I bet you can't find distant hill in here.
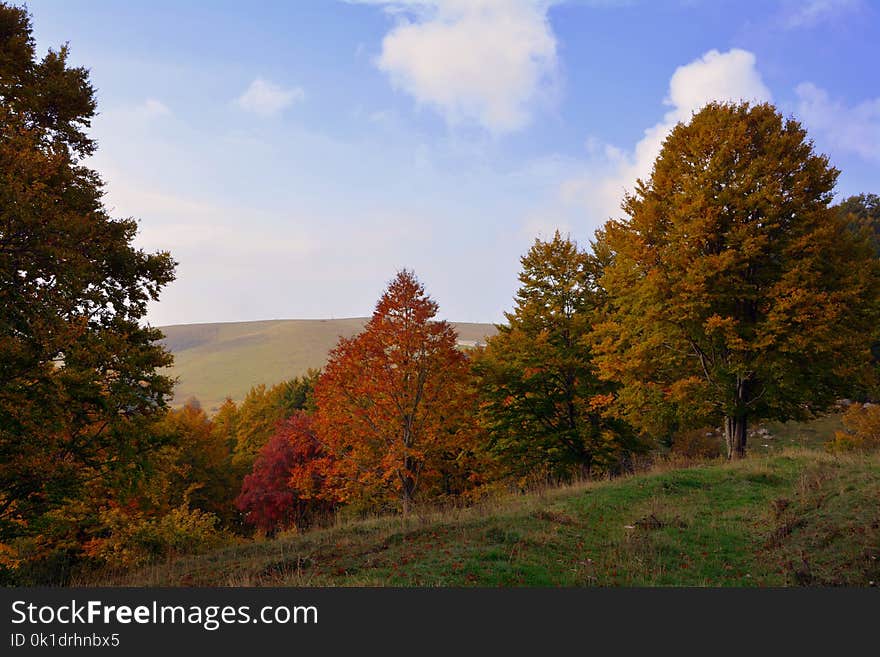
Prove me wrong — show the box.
[159,318,497,412]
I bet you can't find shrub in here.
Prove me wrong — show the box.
[236,412,338,535]
[83,505,227,569]
[670,427,725,459]
[827,403,880,452]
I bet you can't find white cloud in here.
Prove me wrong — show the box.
[796,82,880,161]
[780,0,861,28]
[235,78,305,117]
[664,49,770,123]
[559,48,772,224]
[361,0,560,133]
[107,98,171,121]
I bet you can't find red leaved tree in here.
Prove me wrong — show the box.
[314,270,478,513]
[235,412,337,535]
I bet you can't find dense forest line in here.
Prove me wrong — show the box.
[1,3,879,584]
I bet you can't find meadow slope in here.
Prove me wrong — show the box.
[89,449,880,587]
[159,318,497,411]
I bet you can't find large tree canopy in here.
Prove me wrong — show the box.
[0,4,176,564]
[593,102,880,458]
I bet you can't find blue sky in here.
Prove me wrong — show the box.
[25,0,880,325]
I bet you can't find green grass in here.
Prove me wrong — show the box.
[86,449,880,587]
[159,318,496,412]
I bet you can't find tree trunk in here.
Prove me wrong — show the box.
[400,455,416,515]
[724,415,747,459]
[724,376,751,459]
[578,461,591,481]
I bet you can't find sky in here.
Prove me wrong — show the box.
[24,0,880,326]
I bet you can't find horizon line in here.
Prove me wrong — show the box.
[156,316,501,328]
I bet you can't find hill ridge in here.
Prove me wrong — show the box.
[158,318,497,411]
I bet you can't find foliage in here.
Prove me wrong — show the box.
[835,193,880,399]
[314,270,481,513]
[230,372,320,469]
[0,4,175,570]
[827,403,880,452]
[592,102,880,459]
[236,412,338,535]
[474,232,641,479]
[82,504,226,570]
[1,400,241,580]
[212,397,240,448]
[147,401,240,527]
[836,193,880,256]
[276,369,321,413]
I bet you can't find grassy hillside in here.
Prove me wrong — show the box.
[159,318,497,412]
[752,413,846,453]
[88,449,880,587]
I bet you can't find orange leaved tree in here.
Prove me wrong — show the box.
[314,270,477,513]
[593,102,880,459]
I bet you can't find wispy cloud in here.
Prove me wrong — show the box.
[235,78,305,117]
[796,82,880,161]
[779,0,861,28]
[107,98,171,121]
[136,98,172,119]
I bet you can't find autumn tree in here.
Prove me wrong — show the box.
[150,401,239,527]
[314,270,478,513]
[0,3,175,570]
[593,102,880,459]
[474,232,639,479]
[236,412,337,535]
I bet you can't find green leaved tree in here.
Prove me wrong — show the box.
[230,371,320,470]
[474,232,639,479]
[0,4,175,572]
[836,193,880,256]
[835,192,880,399]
